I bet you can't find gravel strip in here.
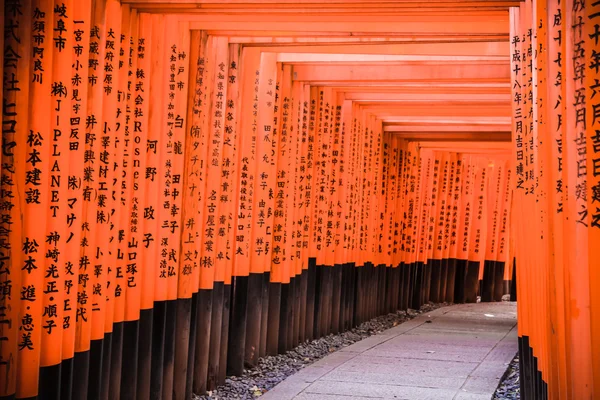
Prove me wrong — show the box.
[493,353,520,400]
[195,302,447,399]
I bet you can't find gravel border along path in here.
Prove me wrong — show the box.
[493,353,520,400]
[195,302,447,399]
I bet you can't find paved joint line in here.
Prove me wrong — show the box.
[453,319,518,399]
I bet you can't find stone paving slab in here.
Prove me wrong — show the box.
[261,302,517,400]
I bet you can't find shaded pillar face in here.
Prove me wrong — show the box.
[6,0,592,399]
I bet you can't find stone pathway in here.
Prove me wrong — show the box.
[261,302,517,400]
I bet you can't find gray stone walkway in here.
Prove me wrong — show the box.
[261,302,517,400]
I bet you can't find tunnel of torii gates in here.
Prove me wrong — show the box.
[0,0,599,399]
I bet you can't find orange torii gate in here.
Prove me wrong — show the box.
[1,0,599,399]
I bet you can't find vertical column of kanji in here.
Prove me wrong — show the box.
[140,13,165,400]
[481,161,504,302]
[259,65,282,358]
[278,64,292,351]
[324,89,337,272]
[186,31,212,397]
[227,47,259,377]
[288,82,303,348]
[455,156,471,303]
[193,32,223,396]
[566,0,594,396]
[448,154,463,304]
[478,161,494,291]
[394,139,407,309]
[389,135,401,310]
[39,1,72,398]
[3,1,32,398]
[533,0,550,385]
[395,139,407,310]
[410,146,426,310]
[243,51,276,365]
[351,110,363,321]
[399,144,412,309]
[328,92,343,332]
[498,166,513,292]
[144,15,167,397]
[376,126,391,315]
[319,88,335,334]
[367,116,377,272]
[418,150,435,306]
[60,2,90,398]
[519,4,540,387]
[376,125,386,268]
[441,154,457,303]
[119,9,143,400]
[72,0,105,397]
[105,7,134,399]
[480,161,497,301]
[202,36,228,394]
[164,19,190,400]
[385,138,402,312]
[342,107,353,274]
[361,115,373,319]
[532,0,551,382]
[430,152,447,303]
[371,120,384,316]
[266,64,287,355]
[331,95,347,329]
[352,109,365,323]
[95,1,121,397]
[379,132,392,313]
[547,1,569,396]
[0,0,21,397]
[288,79,300,338]
[346,109,355,271]
[355,111,367,319]
[133,14,157,400]
[172,29,202,400]
[308,87,324,336]
[337,96,350,273]
[190,32,214,395]
[312,88,324,268]
[386,136,400,311]
[369,119,381,318]
[587,2,600,396]
[405,146,419,306]
[230,46,254,366]
[400,142,414,309]
[334,98,348,273]
[367,115,377,314]
[152,16,187,400]
[286,81,300,340]
[492,161,509,302]
[396,142,409,309]
[303,86,318,339]
[462,156,478,303]
[363,117,374,272]
[216,42,241,387]
[295,83,311,341]
[218,44,241,385]
[509,7,530,385]
[420,151,437,307]
[468,159,488,303]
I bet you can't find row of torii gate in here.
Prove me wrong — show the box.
[0,0,599,399]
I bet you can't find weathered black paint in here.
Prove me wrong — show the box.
[227,275,248,376]
[207,282,224,391]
